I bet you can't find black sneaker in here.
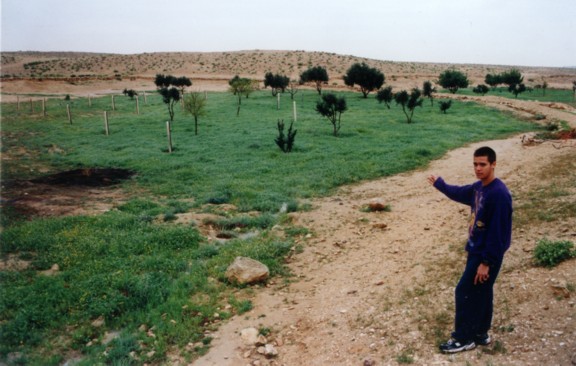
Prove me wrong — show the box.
[474,333,491,346]
[439,338,476,353]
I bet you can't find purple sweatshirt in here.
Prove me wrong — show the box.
[433,177,512,264]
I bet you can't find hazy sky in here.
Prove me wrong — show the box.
[1,0,574,67]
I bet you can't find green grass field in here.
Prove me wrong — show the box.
[0,88,543,365]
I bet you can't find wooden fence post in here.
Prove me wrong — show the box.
[166,121,173,153]
[88,95,92,107]
[136,96,140,115]
[66,104,72,124]
[111,95,115,111]
[143,91,147,104]
[30,98,34,113]
[17,96,20,111]
[277,93,280,110]
[104,111,110,135]
[42,98,47,117]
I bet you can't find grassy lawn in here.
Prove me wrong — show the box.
[0,89,541,365]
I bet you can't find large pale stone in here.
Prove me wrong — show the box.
[240,327,259,345]
[225,256,269,285]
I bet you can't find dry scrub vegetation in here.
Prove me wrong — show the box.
[2,50,575,100]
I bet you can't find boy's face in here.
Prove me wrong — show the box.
[473,156,496,182]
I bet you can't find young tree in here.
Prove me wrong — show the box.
[375,86,394,109]
[573,80,576,100]
[422,81,437,106]
[315,93,347,136]
[472,84,490,96]
[264,72,290,96]
[439,100,452,114]
[485,73,502,90]
[287,80,299,100]
[438,69,469,94]
[275,119,297,153]
[173,76,192,97]
[541,80,548,96]
[343,62,385,98]
[394,88,423,123]
[300,66,329,95]
[183,92,207,135]
[500,68,526,98]
[229,75,256,116]
[123,88,138,100]
[155,74,181,122]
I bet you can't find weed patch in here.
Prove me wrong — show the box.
[533,239,575,267]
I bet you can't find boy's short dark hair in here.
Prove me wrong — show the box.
[474,146,497,163]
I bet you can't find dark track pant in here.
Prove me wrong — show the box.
[451,254,502,342]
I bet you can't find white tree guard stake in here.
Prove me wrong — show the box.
[111,95,115,111]
[42,98,46,117]
[66,104,72,124]
[277,93,280,110]
[166,121,173,153]
[88,95,92,107]
[204,91,208,100]
[143,91,147,104]
[104,111,110,135]
[293,101,297,122]
[136,96,140,115]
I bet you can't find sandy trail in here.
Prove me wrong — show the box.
[193,102,576,366]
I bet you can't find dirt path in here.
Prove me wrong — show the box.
[193,101,576,365]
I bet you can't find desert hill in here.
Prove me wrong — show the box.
[1,50,575,100]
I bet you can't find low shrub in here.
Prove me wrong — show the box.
[533,239,575,267]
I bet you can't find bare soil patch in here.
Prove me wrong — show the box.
[2,168,135,218]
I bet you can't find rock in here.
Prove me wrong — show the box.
[240,327,260,345]
[39,263,60,276]
[255,334,267,346]
[91,316,105,328]
[225,257,269,285]
[263,344,278,358]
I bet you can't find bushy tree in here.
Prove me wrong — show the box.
[123,88,138,99]
[375,86,394,109]
[485,73,502,90]
[300,66,329,95]
[500,69,526,98]
[315,93,347,136]
[438,69,469,94]
[394,88,423,123]
[343,62,385,98]
[155,74,182,122]
[173,76,192,97]
[264,72,290,96]
[183,92,207,135]
[472,84,490,96]
[439,100,452,114]
[422,81,437,106]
